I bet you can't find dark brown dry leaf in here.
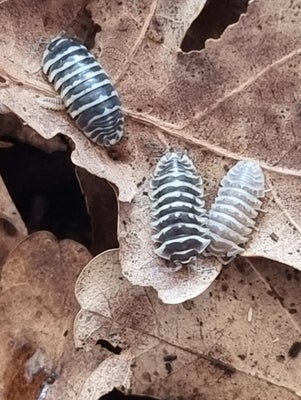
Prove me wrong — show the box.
[0,1,301,302]
[75,249,301,399]
[0,231,116,400]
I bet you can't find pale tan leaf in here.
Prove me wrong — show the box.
[74,249,301,398]
[75,249,123,317]
[78,351,133,400]
[74,250,161,398]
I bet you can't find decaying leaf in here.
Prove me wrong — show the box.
[0,0,301,302]
[78,351,133,400]
[0,231,118,400]
[75,249,301,398]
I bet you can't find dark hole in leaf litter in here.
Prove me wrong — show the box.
[181,0,249,51]
[100,388,163,400]
[96,339,122,355]
[0,140,92,249]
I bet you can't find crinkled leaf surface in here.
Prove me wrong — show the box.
[0,0,301,297]
[75,249,301,399]
[78,351,133,400]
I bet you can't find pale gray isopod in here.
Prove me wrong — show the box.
[206,160,265,264]
[149,152,210,270]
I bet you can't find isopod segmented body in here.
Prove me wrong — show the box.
[206,160,265,264]
[149,152,210,269]
[42,35,124,146]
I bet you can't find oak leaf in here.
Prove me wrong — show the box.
[0,0,300,298]
[75,249,301,399]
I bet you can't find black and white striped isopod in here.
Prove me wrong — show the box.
[206,160,265,264]
[149,152,210,269]
[42,35,124,146]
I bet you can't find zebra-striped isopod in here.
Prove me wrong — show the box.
[42,35,124,146]
[206,160,265,264]
[149,152,210,269]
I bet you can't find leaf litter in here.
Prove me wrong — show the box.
[75,249,301,398]
[0,231,107,400]
[0,0,301,397]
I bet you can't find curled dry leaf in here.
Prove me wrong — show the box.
[0,175,26,236]
[0,231,116,400]
[75,249,160,397]
[0,174,27,266]
[78,351,132,400]
[74,248,301,398]
[76,232,220,304]
[0,0,301,299]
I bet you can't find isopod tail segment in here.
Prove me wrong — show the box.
[149,152,211,270]
[205,160,265,265]
[41,33,124,147]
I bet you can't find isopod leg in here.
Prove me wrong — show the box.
[189,258,217,274]
[155,259,183,273]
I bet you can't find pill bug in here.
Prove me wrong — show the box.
[42,35,124,146]
[149,152,210,269]
[206,160,265,264]
[36,95,66,110]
